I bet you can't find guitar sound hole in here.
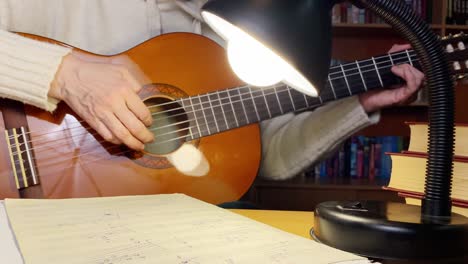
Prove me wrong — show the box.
[143,97,189,155]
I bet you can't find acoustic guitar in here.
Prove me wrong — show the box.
[1,32,467,204]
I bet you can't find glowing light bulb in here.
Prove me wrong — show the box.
[202,11,318,97]
[227,38,283,87]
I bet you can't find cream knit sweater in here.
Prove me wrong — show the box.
[0,0,379,180]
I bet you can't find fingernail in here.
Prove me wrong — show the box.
[146,117,153,126]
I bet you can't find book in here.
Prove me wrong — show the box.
[403,196,468,217]
[396,190,468,208]
[385,152,468,202]
[406,122,468,156]
[4,194,371,264]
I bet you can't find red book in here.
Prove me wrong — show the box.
[390,189,468,208]
[384,152,468,203]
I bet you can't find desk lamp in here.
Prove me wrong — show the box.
[201,0,468,261]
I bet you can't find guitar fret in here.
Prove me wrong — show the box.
[276,85,295,113]
[200,95,213,135]
[340,64,352,95]
[371,56,384,87]
[237,88,250,123]
[216,91,230,130]
[209,92,228,131]
[318,95,323,104]
[356,60,368,91]
[261,88,272,118]
[206,93,220,133]
[189,96,203,137]
[21,127,38,185]
[226,90,240,127]
[327,67,350,99]
[405,50,413,66]
[261,86,282,117]
[274,85,284,114]
[248,86,261,121]
[180,98,194,140]
[388,53,395,66]
[286,86,296,111]
[250,87,270,120]
[303,93,310,108]
[4,130,20,189]
[327,75,338,99]
[289,89,308,110]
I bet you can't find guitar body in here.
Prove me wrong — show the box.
[0,33,261,204]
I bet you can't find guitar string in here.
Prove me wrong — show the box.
[11,66,392,171]
[10,48,431,171]
[4,40,460,184]
[6,49,418,142]
[7,51,423,154]
[144,49,418,110]
[10,63,400,172]
[9,55,416,158]
[7,42,465,144]
[7,51,419,150]
[9,54,419,158]
[7,71,413,178]
[11,71,390,174]
[9,61,418,175]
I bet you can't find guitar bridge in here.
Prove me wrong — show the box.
[4,127,40,190]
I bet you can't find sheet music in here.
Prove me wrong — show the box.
[0,201,23,264]
[5,194,371,264]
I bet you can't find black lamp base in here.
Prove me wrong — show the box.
[311,201,468,261]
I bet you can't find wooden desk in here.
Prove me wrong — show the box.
[230,209,467,264]
[229,209,314,239]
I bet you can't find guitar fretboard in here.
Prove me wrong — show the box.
[176,49,420,140]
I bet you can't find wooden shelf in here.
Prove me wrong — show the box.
[445,25,468,30]
[333,23,391,28]
[242,177,402,211]
[332,23,443,30]
[253,177,389,190]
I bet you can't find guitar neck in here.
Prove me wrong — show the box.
[178,49,419,140]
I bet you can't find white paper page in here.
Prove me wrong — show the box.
[0,201,23,264]
[6,194,371,264]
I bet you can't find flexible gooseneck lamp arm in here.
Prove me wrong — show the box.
[353,0,454,219]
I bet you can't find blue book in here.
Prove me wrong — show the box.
[350,137,358,178]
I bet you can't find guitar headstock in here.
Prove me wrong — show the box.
[442,32,468,81]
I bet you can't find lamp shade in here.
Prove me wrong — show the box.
[201,0,333,97]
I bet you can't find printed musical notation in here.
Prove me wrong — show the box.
[4,194,370,264]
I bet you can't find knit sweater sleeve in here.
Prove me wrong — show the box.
[0,29,71,111]
[258,96,380,180]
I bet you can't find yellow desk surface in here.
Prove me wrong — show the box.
[229,209,314,239]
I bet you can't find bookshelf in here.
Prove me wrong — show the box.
[241,177,404,211]
[242,0,468,211]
